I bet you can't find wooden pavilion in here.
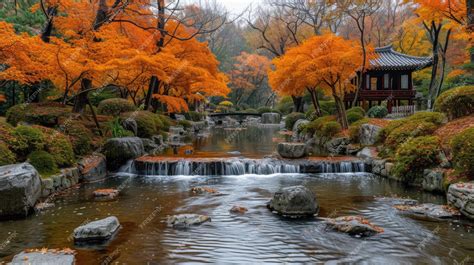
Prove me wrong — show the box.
[345,45,432,113]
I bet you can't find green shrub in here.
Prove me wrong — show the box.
[0,141,15,166]
[34,126,75,167]
[108,118,134,138]
[244,108,258,114]
[408,111,446,125]
[393,136,441,183]
[257,107,280,114]
[367,106,388,118]
[349,118,370,143]
[158,114,173,131]
[9,126,45,158]
[6,103,70,127]
[347,106,366,117]
[28,151,58,176]
[276,96,294,115]
[285,112,306,130]
[218,100,233,107]
[97,98,136,116]
[451,127,474,176]
[347,112,364,124]
[385,121,438,151]
[0,120,14,144]
[302,115,336,135]
[64,123,93,156]
[434,85,474,120]
[321,121,342,138]
[185,111,205,122]
[89,88,120,106]
[121,111,163,138]
[320,101,337,115]
[178,120,192,129]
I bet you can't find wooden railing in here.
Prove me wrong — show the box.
[345,90,416,101]
[389,105,417,118]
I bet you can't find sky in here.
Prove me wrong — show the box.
[189,0,264,15]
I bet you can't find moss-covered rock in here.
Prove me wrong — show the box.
[34,126,75,167]
[9,126,45,158]
[347,112,364,124]
[451,127,474,177]
[0,141,15,166]
[302,116,336,135]
[285,112,306,130]
[393,136,441,185]
[321,121,342,138]
[120,111,164,138]
[435,85,474,120]
[97,98,136,116]
[178,120,192,129]
[385,121,438,151]
[347,106,366,117]
[28,150,58,176]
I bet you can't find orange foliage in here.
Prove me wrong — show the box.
[230,52,271,90]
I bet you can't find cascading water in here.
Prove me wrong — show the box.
[126,158,368,176]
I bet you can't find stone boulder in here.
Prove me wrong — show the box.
[78,154,107,182]
[230,206,248,214]
[447,182,474,220]
[166,214,211,227]
[93,189,119,200]
[74,216,121,243]
[422,168,445,193]
[324,216,384,237]
[292,119,309,142]
[394,203,460,220]
[357,147,377,160]
[277,143,307,159]
[11,249,75,265]
[0,163,41,219]
[104,137,144,171]
[261,113,281,124]
[268,186,318,217]
[359,124,382,145]
[325,137,350,155]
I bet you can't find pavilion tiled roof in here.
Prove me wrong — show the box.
[369,45,432,71]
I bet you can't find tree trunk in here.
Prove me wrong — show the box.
[468,0,474,63]
[73,78,92,113]
[291,96,304,113]
[435,29,451,99]
[40,7,57,43]
[427,23,441,110]
[334,95,348,130]
[307,88,322,117]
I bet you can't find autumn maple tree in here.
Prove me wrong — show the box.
[269,33,368,129]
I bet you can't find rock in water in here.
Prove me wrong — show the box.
[394,203,460,220]
[104,137,145,171]
[166,214,211,227]
[93,189,119,200]
[78,154,107,182]
[73,216,121,243]
[324,216,384,237]
[277,143,306,159]
[447,182,474,220]
[268,186,318,217]
[190,187,218,195]
[12,249,76,265]
[230,206,248,214]
[359,124,382,145]
[0,163,41,219]
[261,113,281,124]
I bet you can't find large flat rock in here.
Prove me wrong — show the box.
[73,216,120,243]
[104,137,144,171]
[0,163,41,219]
[11,249,75,265]
[268,186,318,217]
[277,143,306,159]
[448,182,474,220]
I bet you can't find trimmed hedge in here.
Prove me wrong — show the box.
[9,126,45,158]
[121,111,164,138]
[302,115,336,135]
[321,121,342,138]
[451,127,474,177]
[34,126,75,167]
[28,150,58,176]
[184,111,205,122]
[347,106,366,117]
[285,112,306,130]
[367,106,388,118]
[64,123,94,156]
[6,103,71,127]
[347,112,364,124]
[0,141,15,166]
[393,136,441,183]
[97,98,136,116]
[178,120,192,129]
[434,85,474,120]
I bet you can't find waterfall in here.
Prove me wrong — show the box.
[127,158,368,176]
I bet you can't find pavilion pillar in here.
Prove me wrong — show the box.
[387,100,393,113]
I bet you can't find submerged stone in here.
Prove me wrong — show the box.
[394,203,460,220]
[166,214,211,227]
[190,187,218,195]
[93,189,119,200]
[324,216,384,237]
[268,185,318,217]
[230,206,248,214]
[73,216,121,243]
